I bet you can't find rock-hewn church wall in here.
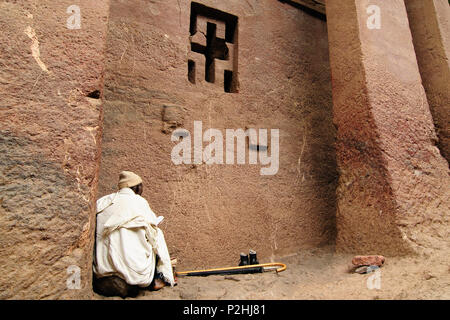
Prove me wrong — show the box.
[0,0,110,299]
[2,0,447,299]
[405,0,450,163]
[326,0,450,256]
[98,0,337,270]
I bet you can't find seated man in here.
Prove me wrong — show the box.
[93,171,175,298]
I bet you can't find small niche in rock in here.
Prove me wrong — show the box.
[87,90,101,99]
[249,144,268,152]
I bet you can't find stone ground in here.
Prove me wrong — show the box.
[93,246,450,300]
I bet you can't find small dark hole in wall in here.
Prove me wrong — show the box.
[188,60,196,84]
[174,131,189,138]
[87,90,101,99]
[249,144,268,152]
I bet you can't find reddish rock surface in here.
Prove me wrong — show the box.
[0,0,449,300]
[352,255,385,267]
[98,0,337,270]
[405,0,450,163]
[0,1,109,298]
[326,0,450,256]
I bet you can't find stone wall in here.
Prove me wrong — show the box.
[1,0,448,300]
[0,0,109,299]
[98,0,337,270]
[405,0,450,163]
[326,0,450,256]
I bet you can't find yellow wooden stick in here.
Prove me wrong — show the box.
[176,262,287,276]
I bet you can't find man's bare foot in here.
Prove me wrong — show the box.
[151,278,166,291]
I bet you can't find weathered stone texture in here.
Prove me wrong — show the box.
[99,0,337,270]
[352,255,385,267]
[327,0,450,256]
[0,1,109,299]
[405,0,450,163]
[1,0,448,300]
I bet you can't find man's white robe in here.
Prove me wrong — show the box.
[93,188,175,287]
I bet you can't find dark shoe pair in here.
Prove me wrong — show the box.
[239,250,259,266]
